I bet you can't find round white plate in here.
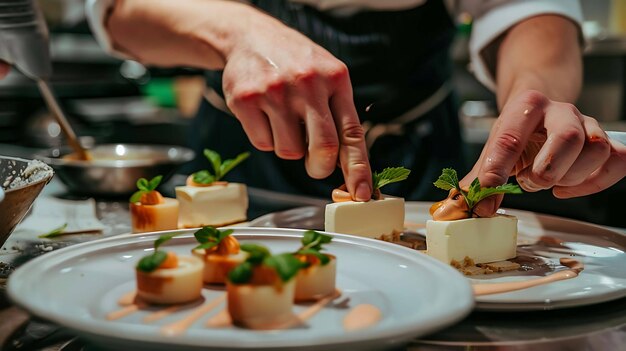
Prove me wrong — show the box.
[250,203,626,311]
[8,227,473,351]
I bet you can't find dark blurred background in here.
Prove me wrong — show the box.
[0,0,625,226]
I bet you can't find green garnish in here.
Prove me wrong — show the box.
[191,149,250,185]
[372,167,411,190]
[38,223,68,238]
[228,244,305,285]
[193,226,234,250]
[136,233,178,273]
[130,175,163,203]
[433,168,522,214]
[296,230,332,266]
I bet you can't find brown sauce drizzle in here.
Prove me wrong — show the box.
[473,258,584,296]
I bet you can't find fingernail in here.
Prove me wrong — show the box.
[473,196,498,218]
[355,182,371,202]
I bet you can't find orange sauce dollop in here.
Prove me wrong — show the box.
[430,189,470,221]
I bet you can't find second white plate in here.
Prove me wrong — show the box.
[250,203,626,311]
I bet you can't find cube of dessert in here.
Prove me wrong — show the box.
[426,215,518,264]
[324,196,404,239]
[136,255,203,304]
[176,183,248,228]
[130,198,179,233]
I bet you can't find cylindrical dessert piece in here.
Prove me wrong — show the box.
[227,267,296,329]
[192,249,247,284]
[294,255,336,302]
[130,197,179,233]
[136,255,203,304]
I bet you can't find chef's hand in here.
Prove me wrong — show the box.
[222,12,372,201]
[462,90,626,217]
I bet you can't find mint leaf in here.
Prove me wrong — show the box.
[264,253,306,282]
[228,261,253,284]
[148,175,163,190]
[131,175,162,202]
[191,170,215,185]
[136,251,168,272]
[137,178,149,191]
[193,227,233,250]
[465,178,522,209]
[38,223,68,239]
[372,167,410,190]
[204,149,222,180]
[129,190,145,203]
[297,249,331,266]
[300,230,332,251]
[220,152,250,179]
[154,233,179,250]
[433,168,460,191]
[241,243,271,265]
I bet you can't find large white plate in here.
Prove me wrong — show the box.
[7,227,473,351]
[250,203,626,311]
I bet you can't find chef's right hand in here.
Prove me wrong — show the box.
[222,10,372,201]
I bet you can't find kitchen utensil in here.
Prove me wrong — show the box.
[35,144,194,197]
[0,0,89,160]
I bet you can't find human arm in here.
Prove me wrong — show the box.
[464,14,626,217]
[95,0,373,201]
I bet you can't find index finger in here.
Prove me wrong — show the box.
[474,91,549,188]
[329,76,372,202]
[463,91,548,216]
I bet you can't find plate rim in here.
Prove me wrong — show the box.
[7,227,474,349]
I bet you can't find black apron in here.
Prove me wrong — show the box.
[186,0,466,201]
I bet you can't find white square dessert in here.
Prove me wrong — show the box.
[176,183,248,228]
[324,196,404,239]
[426,215,518,264]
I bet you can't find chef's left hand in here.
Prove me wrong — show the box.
[462,90,626,217]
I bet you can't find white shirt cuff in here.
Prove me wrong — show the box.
[85,0,130,59]
[469,0,583,91]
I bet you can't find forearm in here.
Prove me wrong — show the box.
[495,15,582,109]
[107,0,254,69]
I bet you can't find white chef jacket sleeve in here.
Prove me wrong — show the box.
[466,0,583,91]
[85,0,130,59]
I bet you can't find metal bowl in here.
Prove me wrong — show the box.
[36,144,194,197]
[0,156,54,246]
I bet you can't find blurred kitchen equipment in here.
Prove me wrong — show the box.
[0,155,54,247]
[0,0,89,160]
[36,144,194,197]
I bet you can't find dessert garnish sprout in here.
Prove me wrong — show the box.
[371,167,410,199]
[193,226,235,250]
[228,244,305,284]
[191,149,250,185]
[130,175,163,203]
[433,168,522,217]
[136,233,179,273]
[296,230,333,266]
